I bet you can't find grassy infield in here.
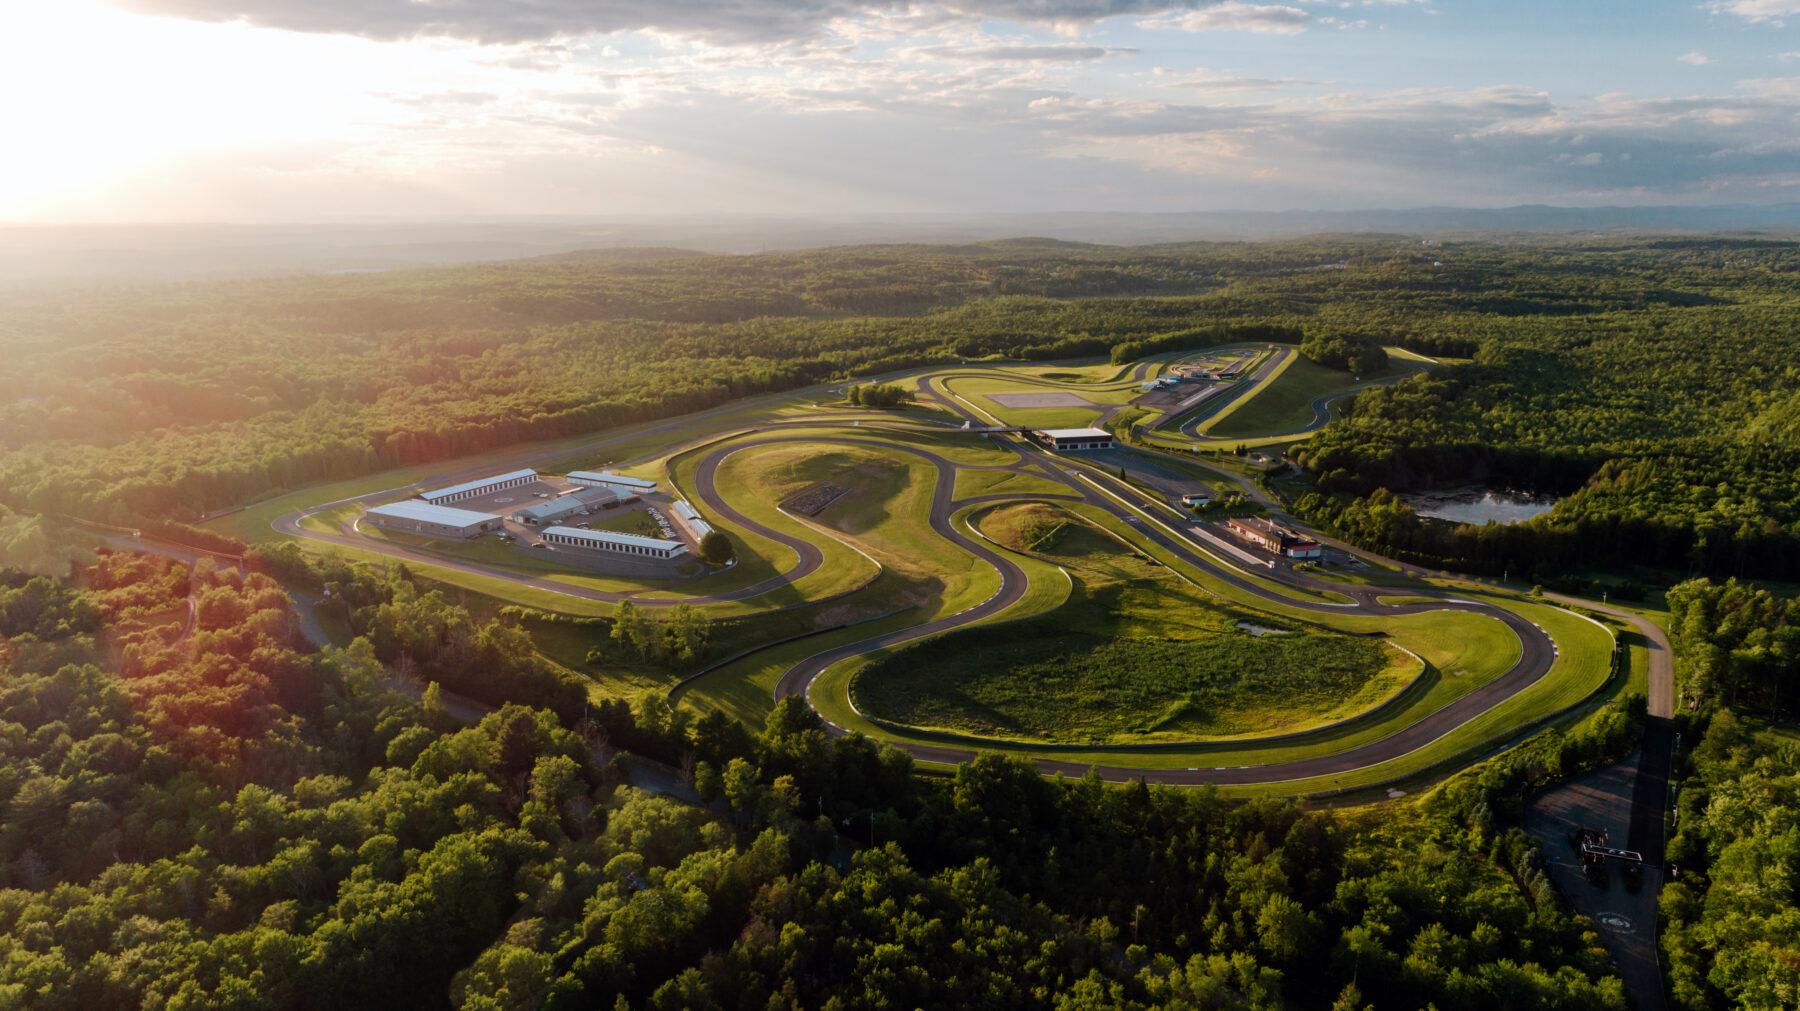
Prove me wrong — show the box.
[210,350,1635,798]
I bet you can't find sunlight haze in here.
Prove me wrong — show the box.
[5,0,1798,221]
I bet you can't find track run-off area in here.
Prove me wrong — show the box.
[259,346,1662,797]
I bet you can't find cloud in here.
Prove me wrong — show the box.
[911,43,1136,62]
[106,0,1285,46]
[1139,2,1312,32]
[1678,51,1712,66]
[1704,0,1800,22]
[1149,66,1314,91]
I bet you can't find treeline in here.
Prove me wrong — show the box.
[1655,578,1800,1009]
[1292,292,1800,580]
[1299,327,1387,375]
[4,233,1795,589]
[0,551,1635,1008]
[1109,322,1301,364]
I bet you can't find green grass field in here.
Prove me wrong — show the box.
[850,503,1410,743]
[950,467,1074,501]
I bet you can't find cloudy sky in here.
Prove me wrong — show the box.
[3,0,1798,221]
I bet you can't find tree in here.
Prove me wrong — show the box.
[698,530,734,566]
[666,604,709,663]
[611,600,654,659]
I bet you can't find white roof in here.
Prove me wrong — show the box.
[567,469,657,490]
[541,526,685,551]
[672,500,700,520]
[368,501,496,527]
[420,468,537,502]
[1041,427,1113,439]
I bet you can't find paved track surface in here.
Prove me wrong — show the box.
[762,434,1560,788]
[253,347,1642,794]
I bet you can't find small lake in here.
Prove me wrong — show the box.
[1401,488,1556,525]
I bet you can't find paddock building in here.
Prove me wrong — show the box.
[366,501,503,539]
[1225,517,1323,559]
[670,500,714,541]
[567,470,659,496]
[540,526,689,560]
[420,468,538,505]
[1035,427,1114,452]
[511,486,620,526]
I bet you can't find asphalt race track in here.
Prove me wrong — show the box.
[265,347,1648,792]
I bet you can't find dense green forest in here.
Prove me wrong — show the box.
[0,551,1642,1008]
[1655,578,1800,1010]
[2,235,1796,580]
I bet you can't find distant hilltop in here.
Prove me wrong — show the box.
[2,204,1797,285]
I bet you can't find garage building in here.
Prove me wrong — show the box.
[670,500,714,540]
[1036,427,1114,452]
[366,501,502,539]
[567,470,659,495]
[540,527,689,559]
[420,468,538,504]
[1226,517,1323,559]
[512,486,620,526]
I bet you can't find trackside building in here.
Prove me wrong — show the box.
[1226,517,1323,559]
[420,468,538,504]
[540,527,689,560]
[567,470,659,495]
[1035,427,1114,452]
[670,500,714,540]
[366,501,503,539]
[511,486,620,526]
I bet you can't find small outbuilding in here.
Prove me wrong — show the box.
[1035,427,1114,452]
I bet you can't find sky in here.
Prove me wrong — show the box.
[2,0,1798,222]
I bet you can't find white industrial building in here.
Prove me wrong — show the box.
[567,470,658,495]
[366,501,503,539]
[670,500,714,540]
[420,468,538,504]
[539,526,689,559]
[511,486,620,526]
[1036,427,1114,452]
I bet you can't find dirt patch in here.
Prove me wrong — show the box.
[783,481,853,516]
[989,391,1095,409]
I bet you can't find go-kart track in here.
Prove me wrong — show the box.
[270,348,1670,793]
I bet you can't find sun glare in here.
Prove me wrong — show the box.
[0,2,405,220]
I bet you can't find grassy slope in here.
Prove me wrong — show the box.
[673,444,1012,720]
[848,503,1416,744]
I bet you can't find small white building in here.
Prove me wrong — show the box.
[1181,493,1211,507]
[670,500,714,541]
[539,526,689,560]
[366,501,502,539]
[567,470,659,496]
[1036,427,1114,452]
[419,468,537,505]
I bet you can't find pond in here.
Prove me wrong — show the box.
[1401,487,1556,525]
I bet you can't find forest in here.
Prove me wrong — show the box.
[1655,577,1800,1010]
[0,550,1644,1009]
[3,234,1797,583]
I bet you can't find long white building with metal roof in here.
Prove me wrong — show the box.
[566,470,658,495]
[540,526,689,559]
[670,500,714,540]
[366,501,503,539]
[511,486,620,526]
[419,468,538,504]
[1036,427,1114,452]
